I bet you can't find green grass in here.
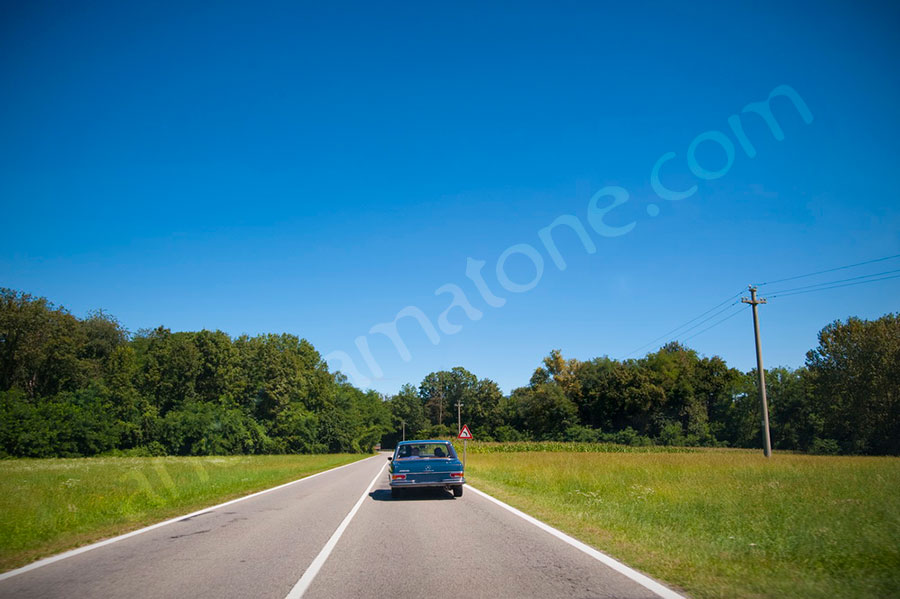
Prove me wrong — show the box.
[0,453,367,572]
[465,448,900,599]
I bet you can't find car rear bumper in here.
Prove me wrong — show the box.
[389,478,465,488]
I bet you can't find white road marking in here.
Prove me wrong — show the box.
[0,455,381,582]
[467,485,686,599]
[284,461,386,598]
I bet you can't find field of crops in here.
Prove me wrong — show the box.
[465,447,900,599]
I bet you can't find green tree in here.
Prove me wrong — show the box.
[386,383,426,444]
[0,289,90,397]
[419,367,477,430]
[512,382,577,439]
[806,314,899,454]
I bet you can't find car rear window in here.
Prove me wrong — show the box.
[395,443,455,459]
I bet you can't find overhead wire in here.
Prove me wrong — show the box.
[681,305,747,343]
[769,273,900,298]
[622,253,900,359]
[765,268,900,296]
[755,253,900,286]
[622,290,743,359]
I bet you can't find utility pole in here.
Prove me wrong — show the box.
[401,420,405,442]
[742,285,772,458]
[455,400,463,435]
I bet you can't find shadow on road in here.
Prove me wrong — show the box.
[369,488,456,502]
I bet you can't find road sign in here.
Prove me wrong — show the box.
[457,424,473,440]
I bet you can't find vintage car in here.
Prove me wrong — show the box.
[387,440,465,498]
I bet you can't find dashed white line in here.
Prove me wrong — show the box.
[0,455,380,582]
[467,484,686,599]
[284,461,386,598]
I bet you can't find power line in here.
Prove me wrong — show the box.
[622,255,900,360]
[622,290,744,358]
[673,301,742,339]
[680,305,747,343]
[756,253,900,286]
[766,268,900,295]
[769,273,900,298]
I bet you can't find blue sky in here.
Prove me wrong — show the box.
[2,1,899,394]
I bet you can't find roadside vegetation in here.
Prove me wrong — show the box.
[465,447,900,599]
[2,288,898,458]
[386,312,899,456]
[0,453,367,572]
[0,289,391,458]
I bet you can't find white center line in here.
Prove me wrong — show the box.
[284,461,386,599]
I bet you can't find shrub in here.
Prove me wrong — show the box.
[809,437,841,455]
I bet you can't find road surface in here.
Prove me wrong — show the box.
[0,454,681,599]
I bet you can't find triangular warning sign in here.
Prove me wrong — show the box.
[457,424,473,440]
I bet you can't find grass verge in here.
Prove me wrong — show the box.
[0,453,368,572]
[465,448,900,599]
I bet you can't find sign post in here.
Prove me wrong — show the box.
[457,424,473,468]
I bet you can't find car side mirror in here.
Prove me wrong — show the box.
[387,457,392,461]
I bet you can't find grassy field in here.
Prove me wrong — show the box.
[464,447,900,599]
[0,453,367,572]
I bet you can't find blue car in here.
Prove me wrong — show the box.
[387,440,465,498]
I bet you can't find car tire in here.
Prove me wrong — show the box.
[453,485,463,498]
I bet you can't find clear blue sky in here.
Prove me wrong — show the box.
[2,1,899,394]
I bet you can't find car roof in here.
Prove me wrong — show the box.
[396,440,450,445]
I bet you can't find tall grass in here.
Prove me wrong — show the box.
[466,449,900,599]
[0,454,366,572]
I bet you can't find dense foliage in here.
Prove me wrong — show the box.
[0,290,390,457]
[1,288,897,456]
[383,320,899,456]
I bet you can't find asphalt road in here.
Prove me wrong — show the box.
[0,454,680,599]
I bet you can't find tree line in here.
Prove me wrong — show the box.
[1,288,897,457]
[383,316,899,455]
[0,289,390,457]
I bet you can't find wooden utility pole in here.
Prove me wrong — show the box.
[742,285,772,458]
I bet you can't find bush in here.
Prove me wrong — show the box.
[563,425,603,443]
[613,428,654,446]
[658,422,687,447]
[162,403,272,455]
[809,437,841,455]
[492,425,528,442]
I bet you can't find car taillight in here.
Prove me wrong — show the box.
[392,474,406,480]
[450,472,463,478]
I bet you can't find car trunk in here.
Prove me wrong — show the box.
[393,458,461,483]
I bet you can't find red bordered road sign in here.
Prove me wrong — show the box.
[457,424,473,440]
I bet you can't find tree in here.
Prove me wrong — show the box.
[512,382,578,439]
[419,367,477,430]
[765,366,816,451]
[0,289,90,398]
[387,383,427,443]
[575,357,665,436]
[806,314,899,454]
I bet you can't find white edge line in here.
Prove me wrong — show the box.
[0,454,382,582]
[467,485,686,599]
[284,461,386,598]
